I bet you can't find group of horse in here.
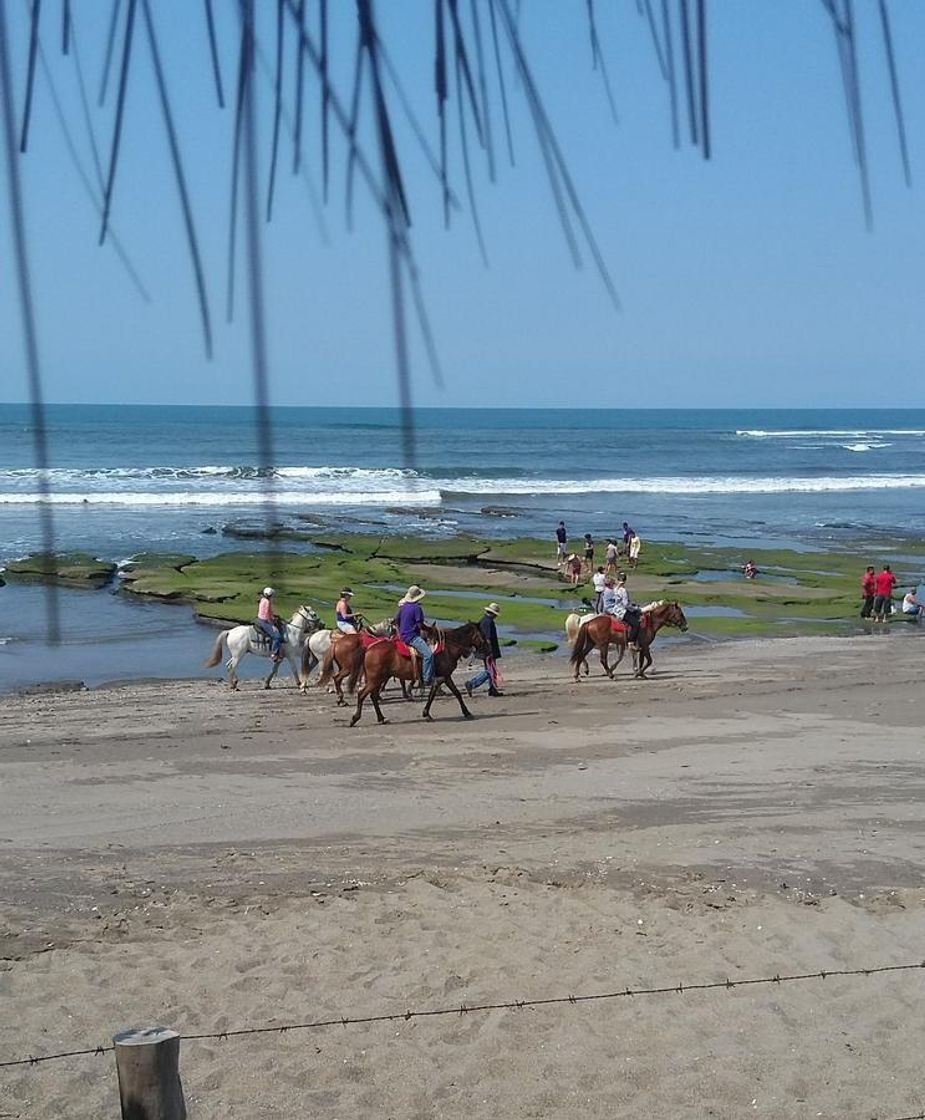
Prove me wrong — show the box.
[203,597,689,725]
[203,608,489,726]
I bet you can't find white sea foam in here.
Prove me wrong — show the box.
[440,474,925,496]
[0,489,442,507]
[840,442,891,452]
[736,429,925,438]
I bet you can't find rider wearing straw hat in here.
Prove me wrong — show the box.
[395,585,434,685]
[465,602,503,698]
[255,586,283,661]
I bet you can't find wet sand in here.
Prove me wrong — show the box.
[1,635,924,1119]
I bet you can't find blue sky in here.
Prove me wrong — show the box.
[2,0,923,409]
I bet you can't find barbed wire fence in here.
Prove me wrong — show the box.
[2,958,923,1117]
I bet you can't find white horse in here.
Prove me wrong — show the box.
[203,606,323,692]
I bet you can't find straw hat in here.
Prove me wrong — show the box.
[400,585,426,604]
[485,602,501,616]
[340,587,354,597]
[567,553,577,561]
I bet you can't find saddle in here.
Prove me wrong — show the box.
[609,611,650,635]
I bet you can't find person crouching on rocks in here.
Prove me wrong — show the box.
[256,586,283,661]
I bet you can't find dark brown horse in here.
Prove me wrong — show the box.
[569,601,688,680]
[347,622,488,726]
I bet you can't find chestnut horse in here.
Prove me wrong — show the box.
[569,601,688,680]
[308,618,395,704]
[346,622,488,726]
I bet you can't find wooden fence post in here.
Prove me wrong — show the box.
[112,1027,187,1120]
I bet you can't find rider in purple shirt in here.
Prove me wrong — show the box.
[395,586,434,684]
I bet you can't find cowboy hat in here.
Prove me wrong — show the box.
[485,602,501,616]
[262,586,275,597]
[400,585,426,604]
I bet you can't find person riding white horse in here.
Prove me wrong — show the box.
[204,603,323,691]
[255,586,284,661]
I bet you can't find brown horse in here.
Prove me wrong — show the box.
[569,601,688,680]
[309,619,395,704]
[347,622,488,726]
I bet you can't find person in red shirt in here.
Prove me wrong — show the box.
[873,564,896,623]
[860,565,876,619]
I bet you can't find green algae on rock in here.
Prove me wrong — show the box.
[2,552,116,589]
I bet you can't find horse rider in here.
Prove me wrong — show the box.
[395,585,434,686]
[255,586,283,662]
[465,602,503,698]
[604,572,642,650]
[335,587,360,633]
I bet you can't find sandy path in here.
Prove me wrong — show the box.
[1,636,924,1119]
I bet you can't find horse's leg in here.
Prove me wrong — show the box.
[227,650,241,691]
[611,641,626,672]
[333,664,349,705]
[598,640,613,678]
[443,676,474,721]
[369,688,387,724]
[264,656,281,690]
[349,684,369,727]
[285,651,305,693]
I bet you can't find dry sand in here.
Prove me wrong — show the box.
[1,635,924,1119]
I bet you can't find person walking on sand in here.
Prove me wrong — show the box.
[465,603,504,698]
[860,565,876,619]
[873,564,897,623]
[395,585,434,684]
[591,566,607,612]
[335,587,360,633]
[255,586,283,661]
[629,531,642,569]
[566,553,582,586]
[555,521,568,566]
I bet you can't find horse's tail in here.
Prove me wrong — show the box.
[346,646,365,694]
[317,643,337,687]
[203,629,230,668]
[301,638,317,680]
[564,613,581,646]
[570,624,591,669]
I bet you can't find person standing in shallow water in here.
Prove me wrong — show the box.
[860,566,876,619]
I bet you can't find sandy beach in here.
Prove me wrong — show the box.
[1,634,924,1119]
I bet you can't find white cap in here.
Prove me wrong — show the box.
[263,586,275,597]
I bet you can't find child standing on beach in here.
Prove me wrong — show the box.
[567,553,582,586]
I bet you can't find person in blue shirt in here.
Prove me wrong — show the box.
[395,585,434,684]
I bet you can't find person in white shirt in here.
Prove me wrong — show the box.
[591,566,607,612]
[901,589,924,617]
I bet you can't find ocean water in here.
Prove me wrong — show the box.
[2,404,925,563]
